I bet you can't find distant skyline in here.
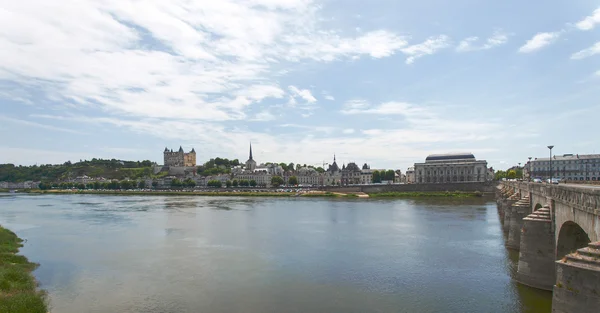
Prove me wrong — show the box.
[1,1,599,170]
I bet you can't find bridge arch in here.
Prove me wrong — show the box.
[534,203,542,210]
[556,221,591,260]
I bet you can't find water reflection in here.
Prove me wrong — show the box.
[0,193,552,313]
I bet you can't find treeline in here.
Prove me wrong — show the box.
[494,168,522,180]
[197,157,239,176]
[38,177,198,190]
[1,158,155,182]
[372,170,396,183]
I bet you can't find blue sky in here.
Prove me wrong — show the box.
[0,0,599,171]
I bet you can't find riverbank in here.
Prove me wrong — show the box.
[14,189,487,198]
[368,191,484,198]
[0,226,48,313]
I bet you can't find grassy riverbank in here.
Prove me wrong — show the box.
[368,191,484,198]
[0,226,48,313]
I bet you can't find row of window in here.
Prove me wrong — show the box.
[533,160,599,165]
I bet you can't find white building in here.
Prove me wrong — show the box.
[414,153,489,183]
[406,167,415,183]
[296,167,321,186]
[528,153,600,181]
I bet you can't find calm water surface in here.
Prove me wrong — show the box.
[0,193,551,313]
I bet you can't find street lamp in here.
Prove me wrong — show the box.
[528,157,532,181]
[548,145,554,182]
[518,162,522,180]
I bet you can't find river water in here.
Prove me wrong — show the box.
[0,193,551,313]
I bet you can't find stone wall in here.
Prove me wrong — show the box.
[321,182,496,193]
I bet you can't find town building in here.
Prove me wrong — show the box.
[323,155,342,186]
[341,162,362,185]
[406,167,415,183]
[296,167,321,186]
[527,153,600,181]
[414,153,489,183]
[163,146,196,167]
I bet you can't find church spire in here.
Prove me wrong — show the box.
[249,142,253,160]
[334,153,336,163]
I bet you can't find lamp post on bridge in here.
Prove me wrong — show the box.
[528,157,532,181]
[518,162,522,180]
[548,145,554,183]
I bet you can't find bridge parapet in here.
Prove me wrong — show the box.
[501,181,600,215]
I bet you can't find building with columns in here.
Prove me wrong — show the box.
[414,153,488,183]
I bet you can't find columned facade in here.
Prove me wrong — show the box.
[414,153,488,184]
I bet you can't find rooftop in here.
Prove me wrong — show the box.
[425,153,476,162]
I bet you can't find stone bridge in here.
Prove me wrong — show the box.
[497,181,600,313]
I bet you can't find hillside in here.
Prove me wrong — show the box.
[0,159,156,182]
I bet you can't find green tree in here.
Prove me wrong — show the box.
[315,167,325,173]
[288,176,298,185]
[226,180,232,188]
[239,179,249,187]
[184,178,196,188]
[232,180,239,187]
[372,170,381,183]
[287,163,294,172]
[385,170,395,181]
[271,176,284,187]
[495,170,507,181]
[171,179,182,188]
[138,181,146,189]
[507,170,517,179]
[207,180,222,188]
[152,180,158,189]
[249,180,257,187]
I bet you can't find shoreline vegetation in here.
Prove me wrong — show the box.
[3,189,486,198]
[0,226,48,313]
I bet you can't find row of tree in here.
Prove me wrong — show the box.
[494,169,521,180]
[38,180,155,190]
[372,170,396,183]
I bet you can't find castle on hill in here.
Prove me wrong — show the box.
[163,146,196,167]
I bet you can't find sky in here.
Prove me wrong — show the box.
[1,0,599,171]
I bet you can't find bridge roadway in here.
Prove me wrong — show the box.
[498,181,599,313]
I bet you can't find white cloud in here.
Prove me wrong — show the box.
[324,95,335,101]
[288,86,317,103]
[342,128,355,134]
[518,32,560,53]
[457,31,508,52]
[570,42,600,60]
[401,35,450,64]
[251,110,277,121]
[0,115,82,134]
[576,8,600,31]
[341,101,428,116]
[0,0,408,122]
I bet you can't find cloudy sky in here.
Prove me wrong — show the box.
[1,0,599,170]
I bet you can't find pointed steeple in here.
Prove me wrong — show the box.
[164,147,169,152]
[334,153,336,163]
[179,146,184,153]
[191,148,195,153]
[249,142,253,160]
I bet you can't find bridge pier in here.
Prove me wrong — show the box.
[503,194,519,233]
[552,242,600,313]
[506,197,531,250]
[516,205,555,291]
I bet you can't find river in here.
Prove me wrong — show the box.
[0,193,552,313]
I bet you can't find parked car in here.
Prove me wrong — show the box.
[545,178,560,184]
[533,178,543,183]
